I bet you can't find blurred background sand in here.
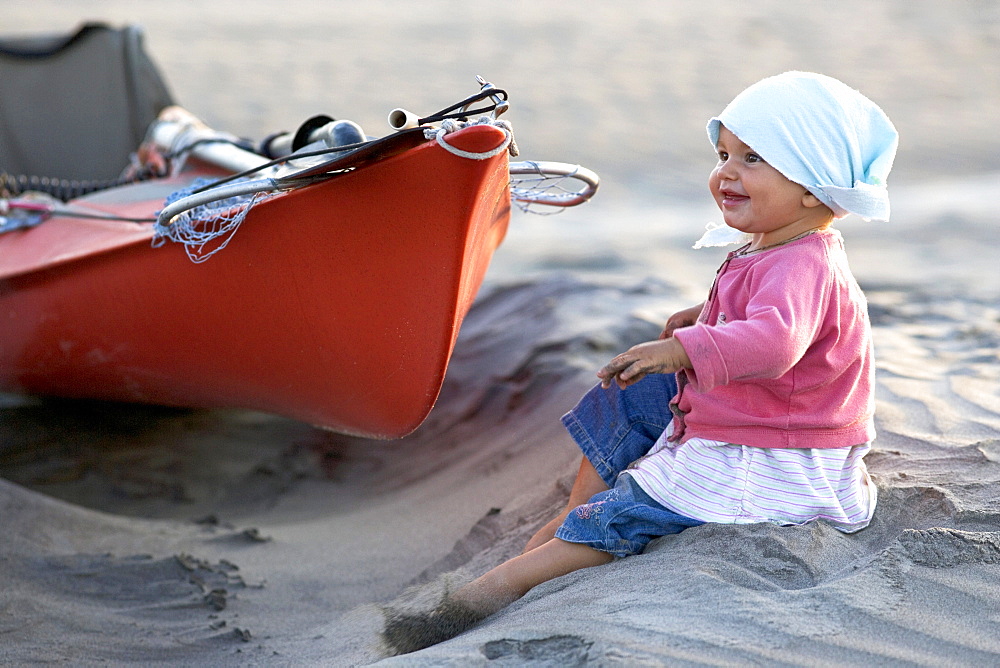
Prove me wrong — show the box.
[7,0,998,295]
[6,0,1000,198]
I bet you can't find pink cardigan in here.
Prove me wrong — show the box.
[671,230,875,449]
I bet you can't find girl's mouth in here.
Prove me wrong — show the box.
[720,190,749,207]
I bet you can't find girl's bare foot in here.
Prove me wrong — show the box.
[380,598,486,656]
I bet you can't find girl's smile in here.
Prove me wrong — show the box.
[718,187,749,208]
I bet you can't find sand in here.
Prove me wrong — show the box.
[2,1,1000,665]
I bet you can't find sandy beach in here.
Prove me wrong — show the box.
[2,1,1000,665]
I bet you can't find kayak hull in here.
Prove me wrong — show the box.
[0,124,511,438]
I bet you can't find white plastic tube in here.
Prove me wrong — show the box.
[147,106,270,174]
[387,108,422,131]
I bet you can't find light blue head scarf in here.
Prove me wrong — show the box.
[707,71,898,221]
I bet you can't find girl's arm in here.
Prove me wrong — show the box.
[673,253,834,390]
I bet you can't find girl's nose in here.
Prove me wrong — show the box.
[716,157,737,181]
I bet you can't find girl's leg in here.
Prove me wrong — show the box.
[525,374,679,553]
[456,538,613,617]
[523,456,608,553]
[382,538,612,655]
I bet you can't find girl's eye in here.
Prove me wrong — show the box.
[746,153,764,164]
[717,151,729,162]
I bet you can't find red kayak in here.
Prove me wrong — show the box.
[0,86,597,438]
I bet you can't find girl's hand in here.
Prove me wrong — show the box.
[659,302,705,339]
[598,338,692,389]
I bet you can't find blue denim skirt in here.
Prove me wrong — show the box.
[555,373,704,556]
[555,473,704,557]
[560,373,679,488]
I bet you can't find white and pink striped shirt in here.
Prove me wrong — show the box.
[627,427,876,532]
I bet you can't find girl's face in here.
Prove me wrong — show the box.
[709,125,830,245]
